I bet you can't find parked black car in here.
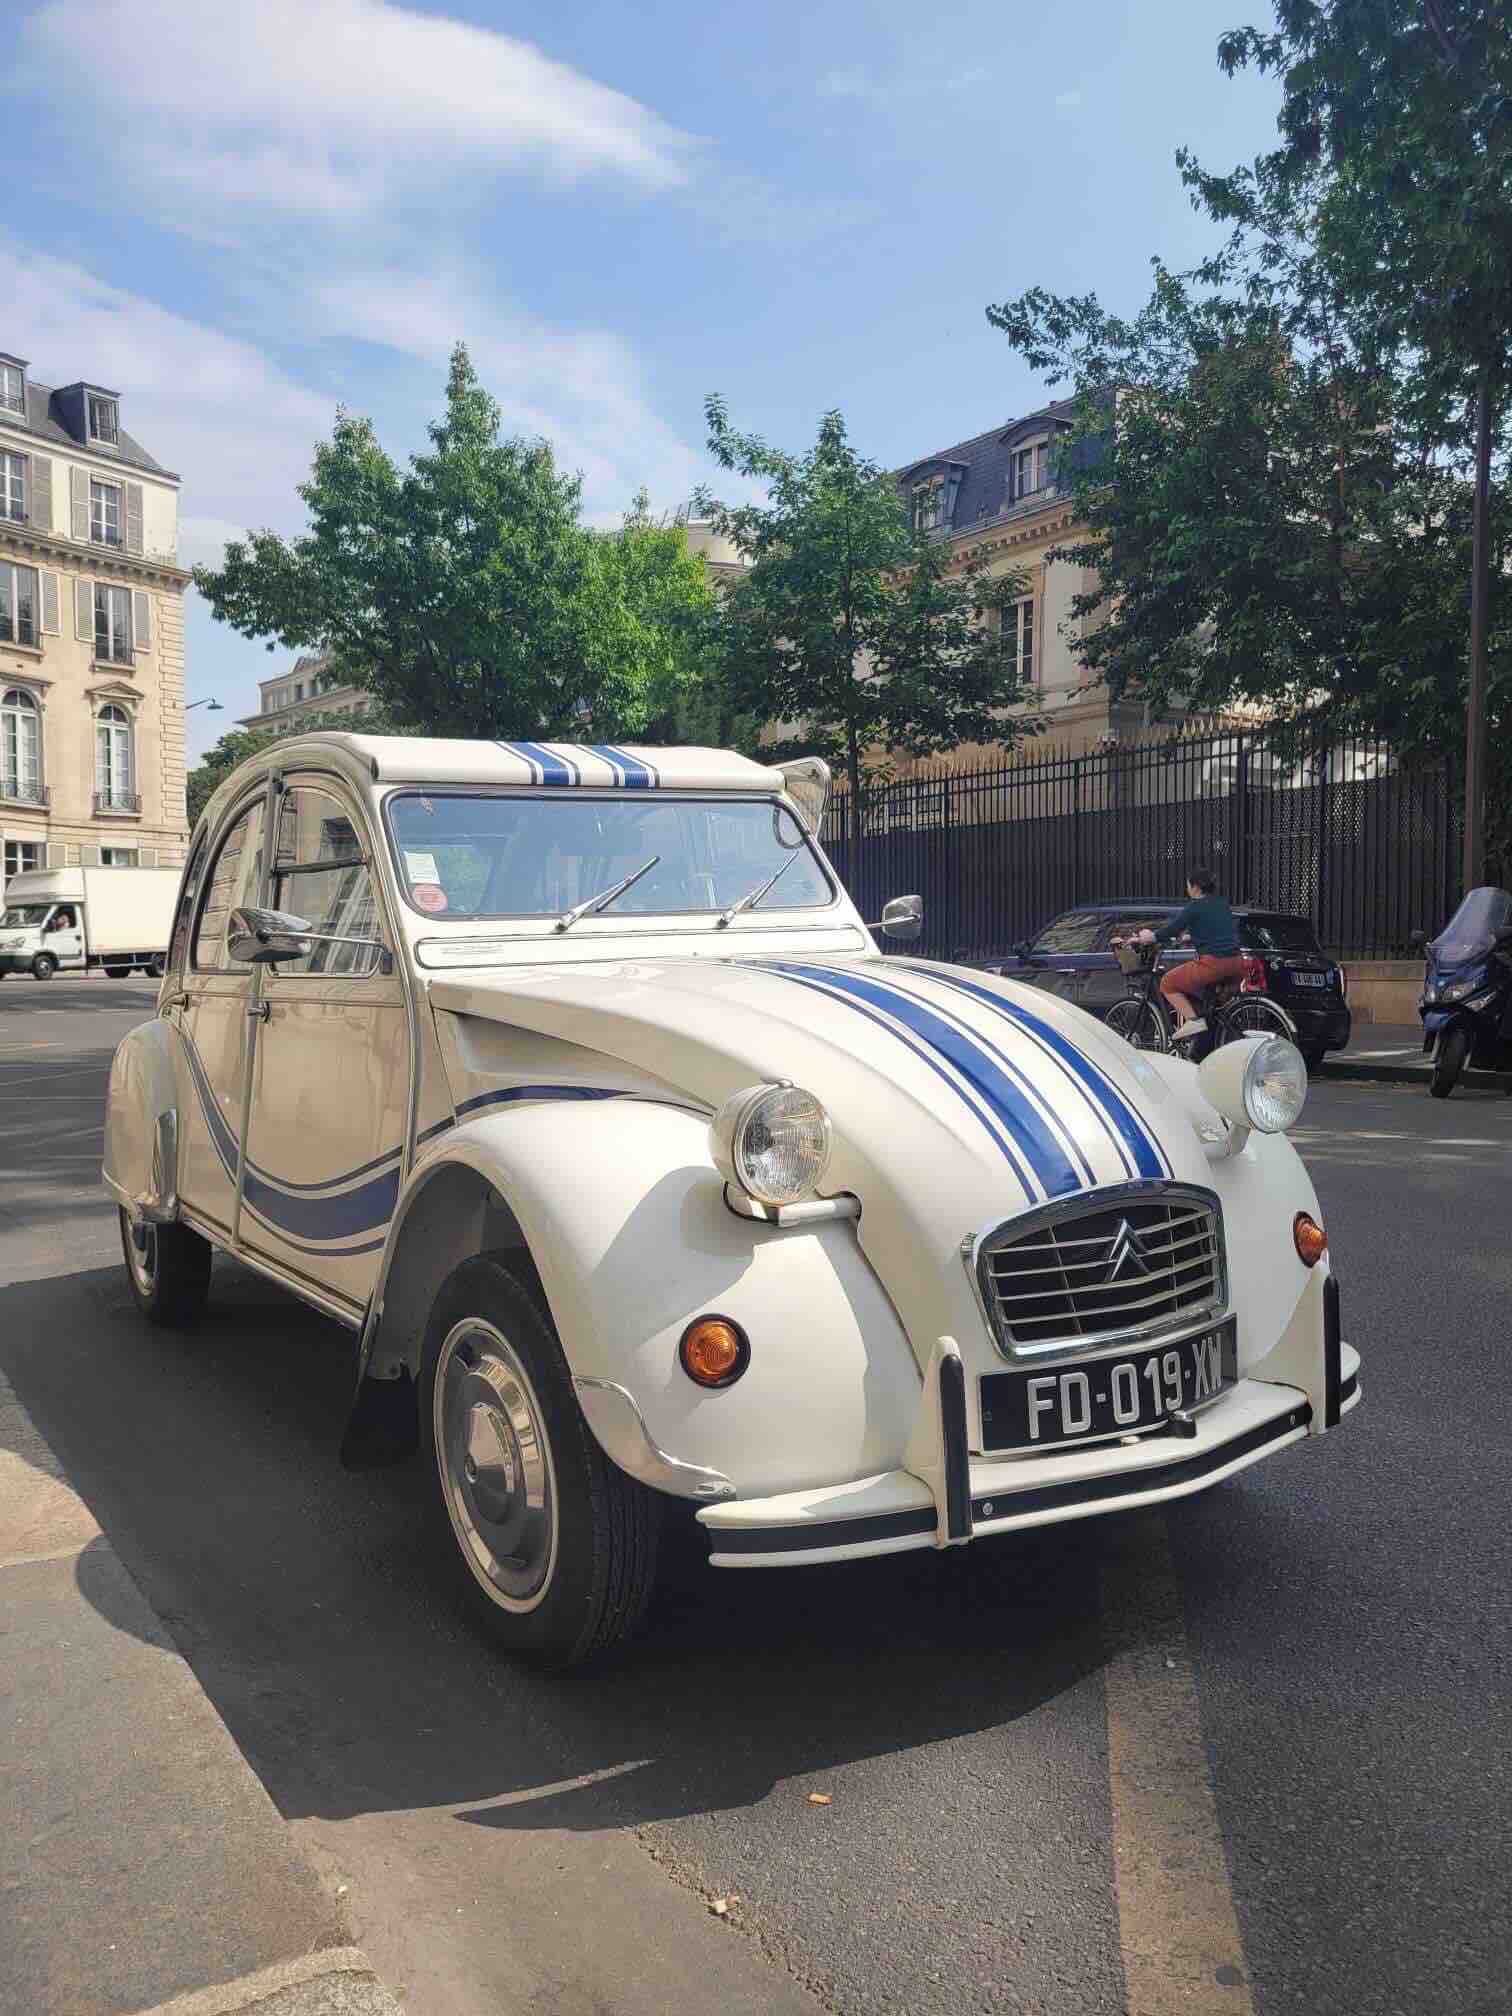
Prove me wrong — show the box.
[968,901,1351,1069]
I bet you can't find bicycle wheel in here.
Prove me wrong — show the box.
[1106,995,1168,1051]
[1216,997,1296,1046]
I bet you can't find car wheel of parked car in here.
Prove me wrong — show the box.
[118,1207,212,1327]
[31,953,56,981]
[1299,1044,1326,1075]
[1106,996,1167,1051]
[420,1256,663,1667]
[104,965,131,979]
[146,957,166,978]
[1429,1026,1469,1100]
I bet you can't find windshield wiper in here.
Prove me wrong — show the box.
[554,855,660,933]
[716,850,798,928]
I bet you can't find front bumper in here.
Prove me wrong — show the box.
[698,1272,1359,1568]
[1281,1000,1352,1051]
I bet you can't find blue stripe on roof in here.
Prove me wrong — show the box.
[588,744,656,788]
[514,741,579,786]
[917,968,1170,1181]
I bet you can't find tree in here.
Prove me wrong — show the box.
[194,348,720,745]
[1215,2,1512,882]
[185,709,392,828]
[695,400,1035,853]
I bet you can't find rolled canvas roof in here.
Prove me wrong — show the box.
[313,736,787,792]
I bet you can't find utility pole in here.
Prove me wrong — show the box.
[1463,366,1492,892]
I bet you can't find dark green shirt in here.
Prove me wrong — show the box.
[1154,895,1239,958]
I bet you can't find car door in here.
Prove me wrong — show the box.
[1021,910,1102,1004]
[46,908,84,969]
[238,779,408,1313]
[174,794,266,1238]
[1086,910,1177,1018]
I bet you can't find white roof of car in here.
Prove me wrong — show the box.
[287,735,787,793]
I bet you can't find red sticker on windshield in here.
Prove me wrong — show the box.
[412,882,448,914]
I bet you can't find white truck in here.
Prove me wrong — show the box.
[0,866,179,981]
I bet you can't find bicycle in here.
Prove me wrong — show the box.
[1105,940,1296,1057]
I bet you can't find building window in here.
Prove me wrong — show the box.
[1008,597,1035,683]
[912,482,942,532]
[4,837,43,885]
[1014,441,1050,500]
[100,846,138,866]
[0,363,24,416]
[88,395,119,445]
[94,583,133,664]
[96,704,134,807]
[90,479,122,547]
[1,688,42,802]
[0,564,38,648]
[2,453,25,523]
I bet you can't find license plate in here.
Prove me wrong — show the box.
[980,1318,1238,1451]
[1294,971,1328,987]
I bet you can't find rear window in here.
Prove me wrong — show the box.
[1239,914,1322,954]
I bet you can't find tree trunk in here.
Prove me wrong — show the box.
[1464,366,1492,892]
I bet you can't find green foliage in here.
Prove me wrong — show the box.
[194,349,720,745]
[185,709,392,828]
[695,399,1035,848]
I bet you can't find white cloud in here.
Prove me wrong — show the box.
[20,0,696,219]
[818,65,990,106]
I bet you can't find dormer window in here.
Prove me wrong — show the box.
[0,361,24,417]
[88,395,119,446]
[912,478,944,532]
[1014,439,1050,499]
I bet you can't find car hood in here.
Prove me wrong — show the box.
[428,953,1218,1375]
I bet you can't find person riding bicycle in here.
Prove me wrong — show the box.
[1131,867,1246,1040]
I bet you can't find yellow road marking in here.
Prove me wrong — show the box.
[1102,1511,1254,2016]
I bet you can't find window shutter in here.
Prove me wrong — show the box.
[80,845,102,868]
[28,455,52,533]
[76,578,93,641]
[70,467,89,542]
[64,844,81,868]
[140,846,157,868]
[132,589,151,651]
[125,483,144,556]
[40,571,60,636]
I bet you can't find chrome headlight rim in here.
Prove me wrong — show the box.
[710,1080,833,1208]
[1241,1034,1308,1133]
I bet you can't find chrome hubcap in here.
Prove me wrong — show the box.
[126,1221,158,1297]
[434,1319,557,1613]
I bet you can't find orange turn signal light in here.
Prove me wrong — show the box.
[1293,1212,1328,1267]
[679,1315,749,1389]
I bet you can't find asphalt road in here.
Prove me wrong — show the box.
[1,977,1508,2016]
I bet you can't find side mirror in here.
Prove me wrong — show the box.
[879,894,923,941]
[777,756,832,834]
[228,905,314,964]
[1012,939,1033,961]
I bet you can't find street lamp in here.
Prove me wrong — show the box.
[185,698,223,713]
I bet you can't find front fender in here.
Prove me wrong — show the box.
[369,1100,921,1501]
[102,1018,181,1224]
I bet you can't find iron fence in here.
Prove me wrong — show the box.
[821,730,1459,962]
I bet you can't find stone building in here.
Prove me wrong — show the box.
[238,653,372,731]
[0,350,189,896]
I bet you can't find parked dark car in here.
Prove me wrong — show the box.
[967,901,1351,1069]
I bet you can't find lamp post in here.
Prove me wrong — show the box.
[185,699,223,713]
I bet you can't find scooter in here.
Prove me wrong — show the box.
[1417,886,1512,1098]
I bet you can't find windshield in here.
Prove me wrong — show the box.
[1,904,53,927]
[1239,914,1321,954]
[386,793,834,921]
[1430,886,1512,967]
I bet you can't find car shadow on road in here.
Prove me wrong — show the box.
[0,1256,1130,1843]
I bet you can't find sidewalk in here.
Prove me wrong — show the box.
[0,1365,404,2016]
[1317,1022,1512,1092]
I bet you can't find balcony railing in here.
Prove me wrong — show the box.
[0,780,48,808]
[94,789,141,815]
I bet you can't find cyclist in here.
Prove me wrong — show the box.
[1130,867,1246,1040]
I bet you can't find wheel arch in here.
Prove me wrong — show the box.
[103,1016,183,1224]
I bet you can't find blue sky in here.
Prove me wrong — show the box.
[4,0,1283,760]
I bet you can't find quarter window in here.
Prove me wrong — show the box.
[0,363,23,415]
[1,688,42,801]
[1033,910,1102,955]
[193,800,266,971]
[90,479,121,546]
[88,395,119,445]
[0,564,38,647]
[94,583,132,663]
[270,785,382,977]
[1,453,25,522]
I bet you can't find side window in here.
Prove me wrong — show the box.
[1097,913,1176,949]
[167,834,209,976]
[269,785,382,977]
[1033,910,1101,955]
[193,801,265,972]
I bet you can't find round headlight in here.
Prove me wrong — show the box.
[1242,1036,1308,1132]
[711,1082,832,1207]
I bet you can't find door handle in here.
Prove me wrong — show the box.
[162,991,189,1012]
[245,1000,270,1022]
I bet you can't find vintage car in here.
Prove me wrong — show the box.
[103,736,1360,1663]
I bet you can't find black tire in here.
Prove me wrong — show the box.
[1215,997,1296,1046]
[146,956,166,979]
[31,953,56,981]
[1299,1045,1326,1075]
[1430,1025,1469,1099]
[1106,995,1167,1051]
[419,1256,662,1666]
[104,965,131,979]
[118,1207,212,1327]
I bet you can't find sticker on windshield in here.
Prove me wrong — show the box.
[404,851,439,883]
[412,882,449,914]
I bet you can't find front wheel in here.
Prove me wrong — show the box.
[1430,1025,1469,1099]
[31,953,56,981]
[1215,997,1296,1046]
[1106,995,1168,1051]
[118,1208,212,1327]
[420,1257,662,1666]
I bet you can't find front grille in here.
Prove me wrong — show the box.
[976,1188,1224,1357]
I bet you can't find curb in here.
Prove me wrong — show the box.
[1316,1056,1512,1092]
